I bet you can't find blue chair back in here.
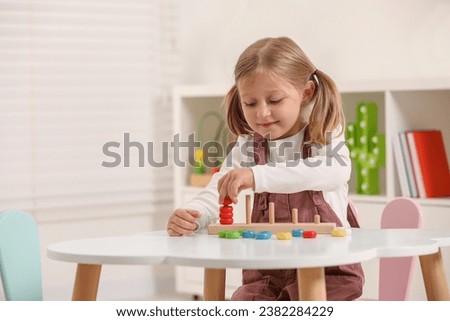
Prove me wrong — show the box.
[0,210,43,300]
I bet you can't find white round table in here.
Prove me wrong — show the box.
[47,229,450,301]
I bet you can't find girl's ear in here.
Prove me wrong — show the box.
[302,80,315,104]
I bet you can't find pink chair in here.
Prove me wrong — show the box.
[350,198,423,300]
[378,197,423,300]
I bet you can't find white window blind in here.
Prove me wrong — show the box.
[0,0,179,222]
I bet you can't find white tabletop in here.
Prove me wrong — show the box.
[47,229,450,270]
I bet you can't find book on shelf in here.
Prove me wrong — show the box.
[393,133,411,197]
[400,132,418,197]
[406,132,427,197]
[395,129,450,198]
[394,132,419,197]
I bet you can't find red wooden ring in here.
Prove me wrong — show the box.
[219,212,233,219]
[219,206,233,213]
[302,230,317,238]
[223,197,233,205]
[220,218,233,225]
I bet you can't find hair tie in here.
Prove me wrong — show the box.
[311,69,319,84]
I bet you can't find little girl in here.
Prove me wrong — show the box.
[167,36,364,301]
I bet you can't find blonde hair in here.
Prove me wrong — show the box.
[225,37,345,145]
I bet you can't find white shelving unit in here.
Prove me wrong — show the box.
[172,79,450,300]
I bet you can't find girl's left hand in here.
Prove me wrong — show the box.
[217,168,254,204]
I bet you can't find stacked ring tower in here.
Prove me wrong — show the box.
[219,196,233,225]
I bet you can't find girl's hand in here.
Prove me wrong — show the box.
[167,209,201,236]
[217,168,255,204]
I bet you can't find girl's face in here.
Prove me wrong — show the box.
[238,71,313,140]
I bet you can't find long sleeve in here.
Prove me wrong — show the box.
[251,131,351,193]
[250,128,351,227]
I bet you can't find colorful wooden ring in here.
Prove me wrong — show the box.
[219,212,233,219]
[219,206,233,213]
[255,231,272,240]
[225,231,240,239]
[223,196,233,205]
[242,230,256,238]
[218,230,228,238]
[292,229,304,237]
[331,228,346,237]
[302,230,317,239]
[276,232,292,240]
[220,218,233,225]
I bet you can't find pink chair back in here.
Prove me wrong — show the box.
[378,198,423,300]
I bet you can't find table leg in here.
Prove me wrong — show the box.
[419,249,450,301]
[203,268,226,301]
[297,267,327,301]
[72,263,102,301]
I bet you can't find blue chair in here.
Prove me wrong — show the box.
[0,210,43,300]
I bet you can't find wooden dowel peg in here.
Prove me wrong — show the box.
[291,208,298,224]
[314,214,321,224]
[246,195,251,224]
[269,202,275,224]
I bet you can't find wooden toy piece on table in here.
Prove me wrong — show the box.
[276,232,292,240]
[331,228,347,237]
[207,195,336,235]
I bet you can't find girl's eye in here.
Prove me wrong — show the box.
[243,102,256,107]
[269,98,282,104]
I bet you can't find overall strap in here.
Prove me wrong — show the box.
[252,133,269,212]
[253,133,267,165]
[301,125,312,159]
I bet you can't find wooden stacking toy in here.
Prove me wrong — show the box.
[207,195,336,235]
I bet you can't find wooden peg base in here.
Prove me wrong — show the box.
[207,222,336,235]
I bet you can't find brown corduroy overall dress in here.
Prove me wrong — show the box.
[231,129,365,301]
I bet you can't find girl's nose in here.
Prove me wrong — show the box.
[256,104,271,118]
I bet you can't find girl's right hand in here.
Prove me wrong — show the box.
[217,168,255,204]
[166,209,201,236]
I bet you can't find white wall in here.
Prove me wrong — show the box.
[178,0,450,85]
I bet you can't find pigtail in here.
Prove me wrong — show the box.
[225,84,252,137]
[308,69,345,145]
